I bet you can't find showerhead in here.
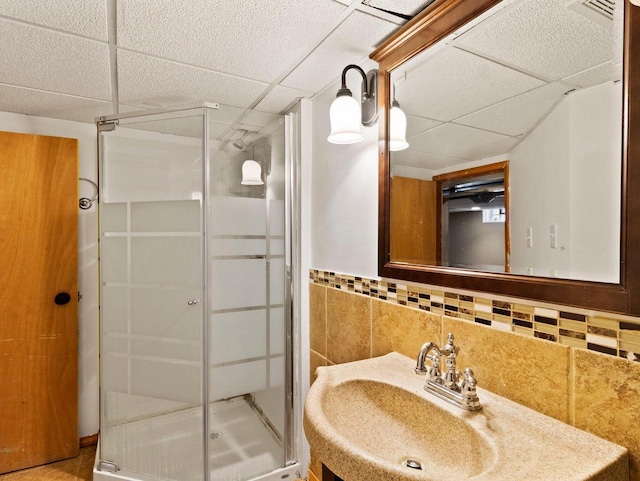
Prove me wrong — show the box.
[232,129,249,150]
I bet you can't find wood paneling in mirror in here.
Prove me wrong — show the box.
[391,177,437,265]
[372,0,640,315]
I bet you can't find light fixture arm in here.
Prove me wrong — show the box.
[338,64,368,96]
[336,64,378,127]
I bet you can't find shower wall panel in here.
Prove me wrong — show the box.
[209,196,285,405]
[100,130,204,436]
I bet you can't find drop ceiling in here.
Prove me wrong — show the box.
[392,0,624,171]
[0,0,624,156]
[0,0,430,143]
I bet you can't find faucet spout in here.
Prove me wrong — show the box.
[414,333,481,411]
[415,342,442,374]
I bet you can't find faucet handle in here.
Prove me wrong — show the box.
[460,368,481,410]
[442,332,459,356]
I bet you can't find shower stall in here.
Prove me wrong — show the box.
[94,104,302,481]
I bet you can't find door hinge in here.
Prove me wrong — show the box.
[78,291,82,302]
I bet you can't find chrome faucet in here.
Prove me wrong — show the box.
[415,333,481,411]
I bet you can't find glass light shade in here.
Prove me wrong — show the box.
[327,94,363,144]
[241,160,264,185]
[390,103,409,151]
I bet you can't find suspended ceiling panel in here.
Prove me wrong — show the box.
[563,63,623,89]
[391,149,465,170]
[409,123,510,158]
[453,137,519,161]
[456,0,615,81]
[121,117,208,139]
[117,50,268,109]
[396,47,545,122]
[116,0,347,84]
[0,20,111,100]
[0,0,108,40]
[332,0,434,18]
[366,0,435,17]
[454,82,569,137]
[254,85,313,114]
[405,115,442,138]
[243,110,280,130]
[0,84,113,123]
[281,10,396,93]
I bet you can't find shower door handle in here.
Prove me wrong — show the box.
[187,299,199,306]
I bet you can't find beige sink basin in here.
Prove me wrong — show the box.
[304,352,628,481]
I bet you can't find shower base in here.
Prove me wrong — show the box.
[94,396,286,481]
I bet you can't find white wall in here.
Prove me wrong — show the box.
[448,211,505,271]
[311,71,380,279]
[0,111,99,438]
[510,82,621,281]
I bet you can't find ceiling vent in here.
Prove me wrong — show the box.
[567,0,615,29]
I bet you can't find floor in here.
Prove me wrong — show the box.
[0,398,284,481]
[101,396,283,481]
[0,446,96,481]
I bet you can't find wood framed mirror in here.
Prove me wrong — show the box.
[372,0,640,315]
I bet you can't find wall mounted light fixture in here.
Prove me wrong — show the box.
[389,98,409,151]
[240,143,271,186]
[327,64,378,144]
[241,160,263,185]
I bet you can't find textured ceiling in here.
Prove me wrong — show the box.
[0,0,626,158]
[0,0,398,144]
[391,0,623,170]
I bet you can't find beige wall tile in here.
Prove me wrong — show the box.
[310,350,327,386]
[574,349,640,480]
[310,284,327,357]
[371,300,441,360]
[326,289,371,364]
[442,317,571,422]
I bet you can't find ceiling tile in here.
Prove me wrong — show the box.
[454,82,569,136]
[391,149,466,170]
[121,117,209,139]
[0,0,108,40]
[0,20,111,100]
[0,84,113,123]
[243,110,280,129]
[456,0,615,80]
[410,123,511,159]
[116,0,346,84]
[254,85,313,114]
[281,10,397,93]
[367,0,435,17]
[406,115,441,138]
[563,63,623,89]
[453,137,520,161]
[396,47,545,122]
[117,50,268,110]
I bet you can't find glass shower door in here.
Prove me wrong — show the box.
[98,111,207,481]
[208,117,290,481]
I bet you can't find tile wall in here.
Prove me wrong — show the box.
[308,269,640,481]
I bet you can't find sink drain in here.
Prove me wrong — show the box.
[402,459,423,470]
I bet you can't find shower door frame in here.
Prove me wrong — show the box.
[95,103,302,481]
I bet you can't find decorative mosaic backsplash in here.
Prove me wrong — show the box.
[310,269,640,362]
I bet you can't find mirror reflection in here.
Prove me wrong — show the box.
[389,0,623,283]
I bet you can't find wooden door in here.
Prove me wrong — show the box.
[390,176,438,265]
[0,131,78,473]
